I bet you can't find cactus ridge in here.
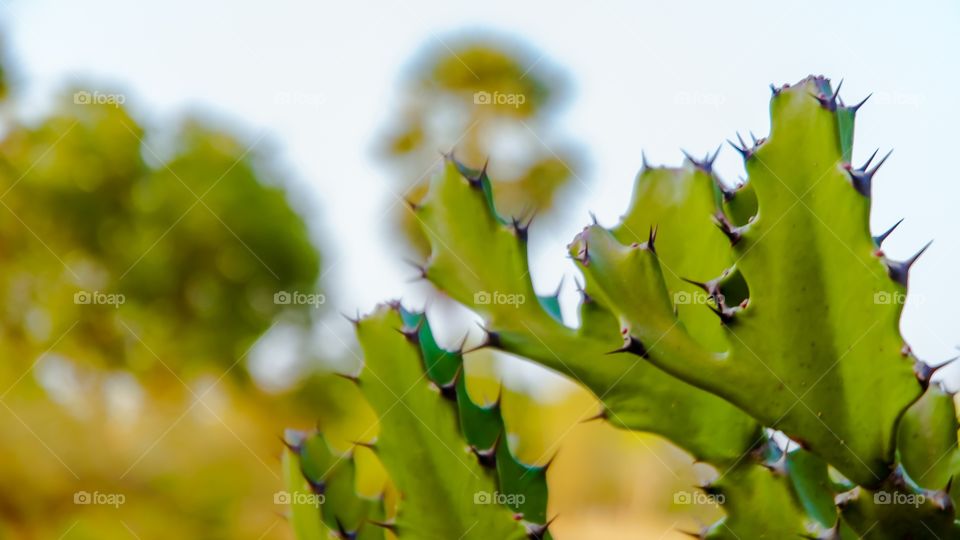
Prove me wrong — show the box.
[286,76,960,539]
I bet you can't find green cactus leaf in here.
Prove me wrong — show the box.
[282,445,328,540]
[356,305,527,540]
[898,384,960,490]
[702,460,827,539]
[415,160,760,464]
[455,374,503,453]
[611,163,731,352]
[838,470,957,539]
[571,77,923,487]
[494,437,549,526]
[786,448,838,529]
[405,308,551,531]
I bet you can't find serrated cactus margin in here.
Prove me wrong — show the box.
[285,76,960,540]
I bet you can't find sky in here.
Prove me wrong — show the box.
[3,0,959,385]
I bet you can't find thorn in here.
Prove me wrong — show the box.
[682,146,721,174]
[727,135,751,161]
[886,240,932,286]
[860,148,880,171]
[811,80,842,112]
[580,409,608,423]
[641,150,651,169]
[401,258,428,281]
[712,212,742,245]
[367,521,397,533]
[511,216,530,242]
[847,149,892,197]
[848,93,872,113]
[589,211,599,225]
[914,356,958,389]
[336,518,357,540]
[472,444,498,468]
[770,83,780,97]
[608,334,649,358]
[706,303,736,324]
[402,197,419,212]
[647,225,658,253]
[680,277,709,292]
[526,516,557,540]
[341,310,361,326]
[749,131,758,145]
[334,372,360,384]
[873,218,904,246]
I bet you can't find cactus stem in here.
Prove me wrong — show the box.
[873,218,904,247]
[886,240,932,286]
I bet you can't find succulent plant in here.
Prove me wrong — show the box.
[285,76,959,539]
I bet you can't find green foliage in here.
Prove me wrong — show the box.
[0,94,321,376]
[378,39,582,256]
[289,76,958,539]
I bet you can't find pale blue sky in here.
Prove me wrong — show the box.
[3,0,959,385]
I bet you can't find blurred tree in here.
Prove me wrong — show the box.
[378,37,584,255]
[0,77,325,537]
[0,94,321,378]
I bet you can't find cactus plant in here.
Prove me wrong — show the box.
[285,76,959,539]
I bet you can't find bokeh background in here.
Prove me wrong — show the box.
[0,0,958,538]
